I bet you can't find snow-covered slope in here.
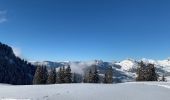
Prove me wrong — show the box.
[31,58,170,82]
[116,59,138,71]
[1,82,170,100]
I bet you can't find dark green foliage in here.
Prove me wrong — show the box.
[0,42,36,85]
[33,66,48,84]
[56,67,62,83]
[84,65,100,83]
[33,66,44,84]
[136,61,158,81]
[93,65,99,83]
[161,74,166,82]
[103,73,107,83]
[56,66,72,83]
[64,65,72,83]
[61,66,66,83]
[47,68,56,84]
[103,66,113,83]
[42,66,48,83]
[87,69,93,83]
[83,72,88,83]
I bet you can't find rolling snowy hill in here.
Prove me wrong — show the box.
[1,82,170,100]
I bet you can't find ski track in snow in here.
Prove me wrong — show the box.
[143,82,170,89]
[156,85,170,89]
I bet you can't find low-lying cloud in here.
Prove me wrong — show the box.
[12,47,22,57]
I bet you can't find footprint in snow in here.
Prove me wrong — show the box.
[42,95,49,100]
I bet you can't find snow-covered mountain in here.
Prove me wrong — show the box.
[31,58,170,82]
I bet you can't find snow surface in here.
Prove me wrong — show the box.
[0,82,170,100]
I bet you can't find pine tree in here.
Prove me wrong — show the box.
[103,66,113,83]
[87,69,93,83]
[136,62,158,81]
[65,65,72,83]
[56,66,66,83]
[83,72,88,83]
[47,68,56,84]
[42,66,48,84]
[103,73,107,83]
[107,66,113,83]
[136,61,145,81]
[61,66,66,83]
[33,66,44,84]
[162,74,166,81]
[72,73,77,83]
[148,64,157,81]
[56,67,62,83]
[93,65,99,83]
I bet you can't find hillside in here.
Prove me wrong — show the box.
[0,42,36,85]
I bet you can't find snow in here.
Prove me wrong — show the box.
[142,82,170,89]
[116,59,136,71]
[157,60,170,72]
[1,82,170,100]
[141,58,170,72]
[31,58,170,82]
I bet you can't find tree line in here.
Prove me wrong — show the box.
[33,65,114,84]
[33,61,166,85]
[136,61,166,81]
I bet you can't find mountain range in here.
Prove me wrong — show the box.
[31,58,170,82]
[0,42,169,84]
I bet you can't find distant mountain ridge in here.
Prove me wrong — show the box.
[1,42,169,84]
[31,58,170,82]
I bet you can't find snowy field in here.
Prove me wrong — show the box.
[0,82,170,100]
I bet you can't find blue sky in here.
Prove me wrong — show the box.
[0,0,170,61]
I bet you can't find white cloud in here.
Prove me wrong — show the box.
[56,61,97,74]
[0,18,7,23]
[0,10,7,23]
[12,47,22,57]
[69,61,96,74]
